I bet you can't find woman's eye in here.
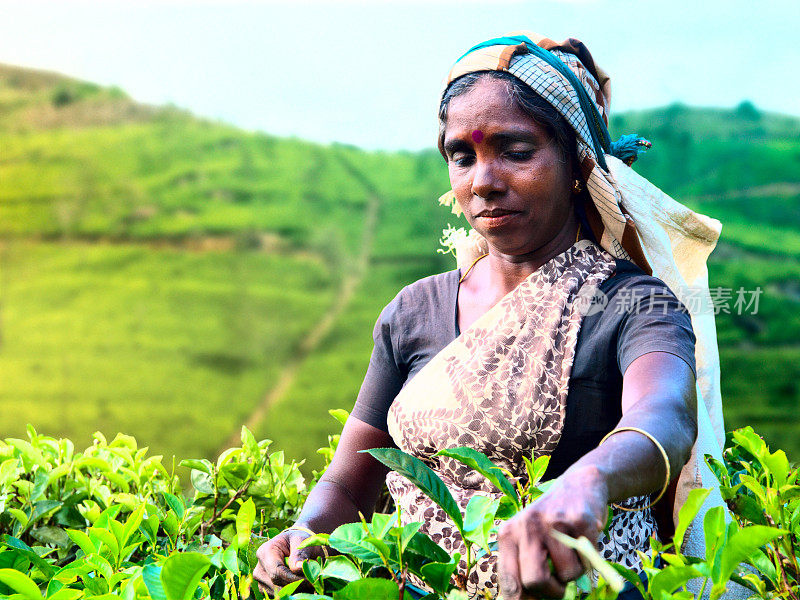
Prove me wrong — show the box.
[451,153,474,167]
[506,149,535,161]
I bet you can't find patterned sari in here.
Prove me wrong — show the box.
[387,240,655,597]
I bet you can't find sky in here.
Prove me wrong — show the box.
[1,0,798,151]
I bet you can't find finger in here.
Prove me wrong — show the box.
[544,532,584,584]
[519,533,565,598]
[253,564,280,598]
[288,535,314,573]
[276,561,303,584]
[511,519,565,599]
[257,539,302,588]
[498,522,524,600]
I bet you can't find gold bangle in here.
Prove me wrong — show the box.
[287,525,330,559]
[599,426,671,513]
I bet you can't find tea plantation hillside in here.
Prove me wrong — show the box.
[0,63,798,469]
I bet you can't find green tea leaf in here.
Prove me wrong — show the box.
[236,498,256,549]
[462,495,499,552]
[219,463,249,489]
[327,523,383,564]
[728,493,767,525]
[275,579,303,598]
[525,454,551,487]
[731,428,766,463]
[333,578,399,599]
[160,552,211,600]
[400,522,422,553]
[121,503,146,548]
[0,460,20,486]
[0,568,43,600]
[29,500,63,527]
[31,470,48,502]
[179,459,213,476]
[361,448,463,531]
[162,511,179,543]
[247,534,270,571]
[241,426,260,458]
[66,529,97,556]
[297,534,331,550]
[420,561,458,595]
[761,449,790,488]
[7,509,29,528]
[89,526,120,560]
[162,493,185,521]
[30,526,70,549]
[718,525,786,588]
[609,563,646,595]
[649,565,703,598]
[370,513,395,540]
[3,535,57,578]
[143,565,168,600]
[436,447,519,509]
[320,555,361,582]
[85,553,114,580]
[703,506,727,565]
[222,545,239,575]
[674,488,711,553]
[329,409,350,427]
[46,589,83,600]
[302,558,322,584]
[362,536,393,562]
[190,469,214,495]
[704,455,730,487]
[495,496,518,520]
[404,531,451,565]
[6,439,46,469]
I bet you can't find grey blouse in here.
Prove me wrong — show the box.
[351,258,696,478]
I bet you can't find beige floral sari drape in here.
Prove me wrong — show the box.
[386,240,655,598]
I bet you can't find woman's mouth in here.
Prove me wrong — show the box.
[477,210,521,227]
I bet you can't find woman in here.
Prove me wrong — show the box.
[254,33,727,599]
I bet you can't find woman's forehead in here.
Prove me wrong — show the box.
[444,80,548,142]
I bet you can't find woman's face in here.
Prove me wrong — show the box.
[442,76,576,257]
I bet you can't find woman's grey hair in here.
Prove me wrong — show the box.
[437,70,579,171]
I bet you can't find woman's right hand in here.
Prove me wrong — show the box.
[251,419,393,595]
[253,529,324,596]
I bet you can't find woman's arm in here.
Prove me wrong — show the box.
[498,351,698,599]
[253,418,393,593]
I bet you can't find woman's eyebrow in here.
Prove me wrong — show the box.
[443,138,472,154]
[490,131,541,144]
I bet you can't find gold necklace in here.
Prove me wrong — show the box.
[458,252,487,283]
[458,222,583,285]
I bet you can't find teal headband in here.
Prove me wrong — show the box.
[455,35,649,170]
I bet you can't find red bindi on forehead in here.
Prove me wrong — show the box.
[471,129,484,143]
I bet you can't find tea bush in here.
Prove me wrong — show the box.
[1,413,797,599]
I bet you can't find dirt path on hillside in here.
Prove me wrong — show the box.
[216,155,380,455]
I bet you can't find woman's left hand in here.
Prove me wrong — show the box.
[497,466,609,599]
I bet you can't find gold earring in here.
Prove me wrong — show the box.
[573,180,583,194]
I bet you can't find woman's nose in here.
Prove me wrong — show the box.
[470,158,506,199]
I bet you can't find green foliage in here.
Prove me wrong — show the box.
[0,425,306,600]
[2,420,800,599]
[297,426,800,599]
